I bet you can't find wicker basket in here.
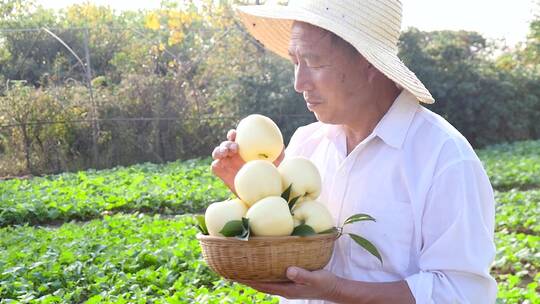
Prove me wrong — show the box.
[197,232,338,282]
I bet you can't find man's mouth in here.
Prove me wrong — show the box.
[306,99,322,109]
[305,96,322,104]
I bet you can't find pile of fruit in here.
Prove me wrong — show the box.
[202,114,334,238]
[197,114,382,275]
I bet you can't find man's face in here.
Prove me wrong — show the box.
[288,21,369,125]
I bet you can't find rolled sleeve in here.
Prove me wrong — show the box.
[406,159,497,304]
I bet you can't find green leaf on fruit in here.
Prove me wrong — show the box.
[343,213,376,225]
[292,224,316,236]
[195,215,209,235]
[288,195,301,211]
[318,227,339,235]
[220,220,244,237]
[348,233,383,265]
[236,217,250,241]
[281,184,292,202]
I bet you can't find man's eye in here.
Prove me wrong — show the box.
[306,61,325,69]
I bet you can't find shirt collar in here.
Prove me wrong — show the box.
[373,90,419,149]
[323,90,419,149]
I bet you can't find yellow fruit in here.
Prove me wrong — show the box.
[205,199,248,236]
[246,196,294,236]
[278,156,322,202]
[236,114,283,162]
[234,160,282,206]
[292,200,334,233]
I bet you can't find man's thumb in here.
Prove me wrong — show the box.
[286,267,312,284]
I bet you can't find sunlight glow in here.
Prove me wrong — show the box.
[35,0,537,47]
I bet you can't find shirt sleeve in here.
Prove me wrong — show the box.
[405,159,498,304]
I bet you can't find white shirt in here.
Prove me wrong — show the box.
[281,90,497,304]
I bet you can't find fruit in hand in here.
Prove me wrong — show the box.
[235,114,284,162]
[234,160,282,206]
[205,199,248,236]
[246,196,294,236]
[292,200,334,233]
[278,156,322,202]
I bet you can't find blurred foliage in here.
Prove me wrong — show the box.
[516,0,540,72]
[399,29,540,147]
[0,0,538,175]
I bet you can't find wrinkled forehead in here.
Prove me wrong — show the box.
[288,21,333,49]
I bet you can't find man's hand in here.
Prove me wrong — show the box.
[211,129,245,194]
[237,266,415,304]
[237,267,341,301]
[211,129,285,195]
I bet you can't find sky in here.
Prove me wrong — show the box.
[36,0,538,47]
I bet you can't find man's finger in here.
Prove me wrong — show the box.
[227,129,236,141]
[218,141,238,157]
[229,142,238,153]
[219,141,230,150]
[210,159,221,174]
[235,280,298,297]
[273,149,285,166]
[211,146,222,160]
[286,267,313,285]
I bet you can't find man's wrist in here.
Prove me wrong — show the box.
[324,278,415,304]
[325,276,356,304]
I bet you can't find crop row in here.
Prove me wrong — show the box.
[478,140,540,190]
[1,210,538,303]
[0,214,277,303]
[1,140,539,228]
[495,189,540,234]
[0,159,230,227]
[494,232,539,303]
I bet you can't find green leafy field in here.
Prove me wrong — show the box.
[478,141,540,191]
[0,215,275,303]
[1,141,539,303]
[0,159,229,227]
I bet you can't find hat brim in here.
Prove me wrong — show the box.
[236,5,435,104]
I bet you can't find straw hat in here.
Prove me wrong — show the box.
[235,0,435,104]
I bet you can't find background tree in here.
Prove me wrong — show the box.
[399,28,539,146]
[0,0,539,175]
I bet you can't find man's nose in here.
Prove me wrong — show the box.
[294,63,313,93]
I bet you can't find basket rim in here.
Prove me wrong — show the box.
[196,232,339,242]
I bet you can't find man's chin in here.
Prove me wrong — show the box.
[312,112,332,124]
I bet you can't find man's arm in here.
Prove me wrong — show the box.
[239,267,415,304]
[404,158,497,303]
[329,277,414,304]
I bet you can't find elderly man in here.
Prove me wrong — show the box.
[211,1,497,303]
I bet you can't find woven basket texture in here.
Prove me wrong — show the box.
[197,233,337,282]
